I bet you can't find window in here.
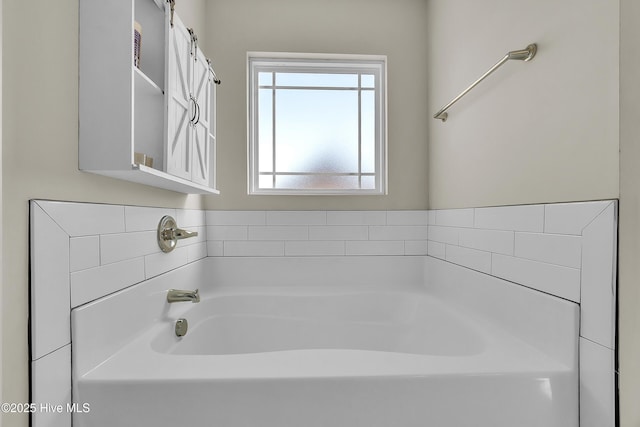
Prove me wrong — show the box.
[248,53,387,195]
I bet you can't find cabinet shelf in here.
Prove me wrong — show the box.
[88,165,220,195]
[134,67,163,96]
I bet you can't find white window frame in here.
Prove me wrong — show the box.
[247,52,387,195]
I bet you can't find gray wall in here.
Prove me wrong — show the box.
[202,0,430,210]
[619,0,640,425]
[427,0,619,208]
[427,0,635,425]
[2,1,206,424]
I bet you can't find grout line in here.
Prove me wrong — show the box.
[580,335,614,351]
[428,255,580,304]
[31,342,70,363]
[581,201,614,235]
[490,252,494,275]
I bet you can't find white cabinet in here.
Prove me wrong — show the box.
[79,0,219,194]
[165,14,217,188]
[191,48,217,187]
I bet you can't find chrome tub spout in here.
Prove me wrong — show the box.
[167,289,200,303]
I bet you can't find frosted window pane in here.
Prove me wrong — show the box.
[259,72,273,86]
[361,74,375,88]
[258,89,273,172]
[276,73,358,88]
[275,89,358,173]
[275,175,360,190]
[259,175,274,189]
[361,91,376,173]
[361,176,375,189]
[248,55,386,194]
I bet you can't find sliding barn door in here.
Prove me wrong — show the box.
[164,13,192,180]
[190,48,211,186]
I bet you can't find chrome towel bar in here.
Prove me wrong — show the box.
[433,43,537,122]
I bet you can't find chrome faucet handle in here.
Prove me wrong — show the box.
[173,228,198,240]
[157,215,198,253]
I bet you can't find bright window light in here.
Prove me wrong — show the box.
[248,53,387,195]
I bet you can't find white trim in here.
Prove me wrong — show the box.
[0,0,4,419]
[247,52,387,196]
[247,51,387,62]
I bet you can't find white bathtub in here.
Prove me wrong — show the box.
[152,291,485,357]
[72,257,578,427]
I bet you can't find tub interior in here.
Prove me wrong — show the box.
[151,292,486,356]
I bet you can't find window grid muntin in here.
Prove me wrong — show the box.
[249,57,385,195]
[259,70,372,186]
[271,75,276,187]
[357,73,362,189]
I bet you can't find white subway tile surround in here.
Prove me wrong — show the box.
[427,200,617,427]
[30,205,70,360]
[445,245,492,274]
[206,210,429,257]
[70,258,145,307]
[428,201,614,308]
[474,205,545,232]
[124,206,177,232]
[326,210,387,225]
[31,344,71,427]
[30,200,616,427]
[285,241,345,256]
[514,232,582,268]
[427,240,446,259]
[491,254,581,302]
[580,338,616,427]
[69,236,100,272]
[544,202,612,235]
[459,228,514,255]
[580,204,617,349]
[29,201,211,427]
